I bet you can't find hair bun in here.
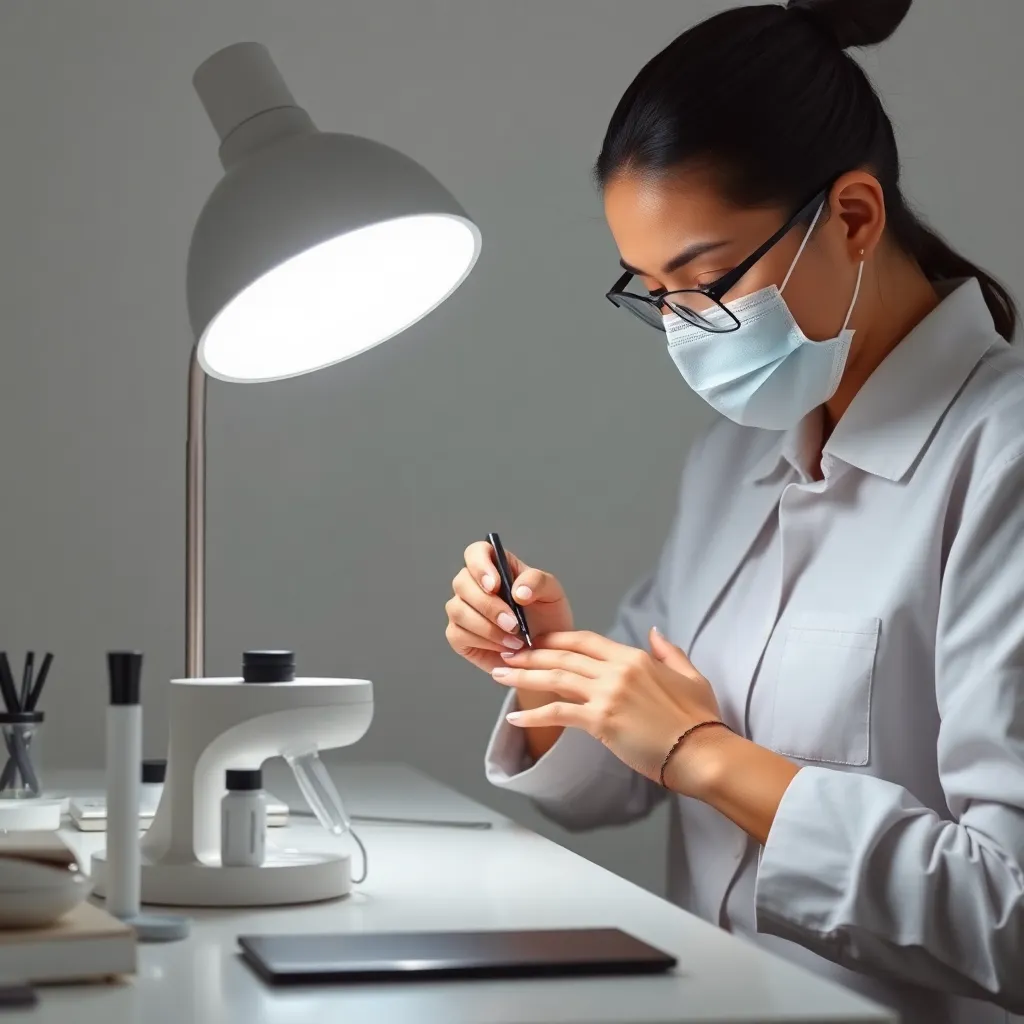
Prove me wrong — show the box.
[786,0,912,50]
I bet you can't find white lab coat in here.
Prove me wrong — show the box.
[486,279,1024,1024]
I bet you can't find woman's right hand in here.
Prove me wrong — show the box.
[445,541,574,674]
[446,541,574,760]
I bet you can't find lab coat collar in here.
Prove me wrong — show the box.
[824,278,996,482]
[747,279,997,485]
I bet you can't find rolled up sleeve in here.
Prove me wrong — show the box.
[755,450,1024,1010]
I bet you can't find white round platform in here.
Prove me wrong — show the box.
[90,848,351,907]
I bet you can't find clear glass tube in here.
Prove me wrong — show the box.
[284,750,367,883]
[284,751,351,835]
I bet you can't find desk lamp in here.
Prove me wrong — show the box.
[186,41,481,676]
[94,43,480,908]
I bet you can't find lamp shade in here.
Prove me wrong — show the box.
[187,43,481,383]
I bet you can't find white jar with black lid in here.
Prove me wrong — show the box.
[221,768,267,867]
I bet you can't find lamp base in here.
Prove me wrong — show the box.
[90,848,351,907]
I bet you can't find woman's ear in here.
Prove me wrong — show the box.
[830,171,886,261]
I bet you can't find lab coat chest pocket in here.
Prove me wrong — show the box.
[767,613,880,766]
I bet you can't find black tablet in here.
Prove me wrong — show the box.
[238,927,677,985]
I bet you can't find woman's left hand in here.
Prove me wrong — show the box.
[492,627,726,794]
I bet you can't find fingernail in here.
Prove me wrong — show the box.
[502,636,524,650]
[491,667,511,680]
[497,612,518,632]
[482,575,495,592]
[514,585,532,601]
[500,650,517,660]
[652,625,661,635]
[505,711,522,723]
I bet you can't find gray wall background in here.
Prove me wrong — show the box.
[1,0,1020,898]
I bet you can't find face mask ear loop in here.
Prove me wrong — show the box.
[841,258,865,333]
[780,200,826,295]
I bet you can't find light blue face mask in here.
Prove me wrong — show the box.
[663,203,864,431]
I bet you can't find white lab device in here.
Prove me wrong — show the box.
[90,670,372,907]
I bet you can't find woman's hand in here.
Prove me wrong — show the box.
[445,542,575,760]
[491,627,726,794]
[445,541,573,674]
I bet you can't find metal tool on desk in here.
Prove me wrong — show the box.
[350,814,493,830]
[291,809,494,830]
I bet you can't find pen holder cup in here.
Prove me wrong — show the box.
[0,712,44,799]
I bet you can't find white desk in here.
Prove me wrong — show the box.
[22,763,893,1024]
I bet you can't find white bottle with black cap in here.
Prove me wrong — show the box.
[106,651,143,919]
[221,768,267,867]
[104,652,190,942]
[140,758,166,816]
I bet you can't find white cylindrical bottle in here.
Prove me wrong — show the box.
[106,651,143,920]
[221,768,267,867]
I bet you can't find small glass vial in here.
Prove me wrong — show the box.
[221,768,267,867]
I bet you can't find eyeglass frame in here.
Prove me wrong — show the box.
[605,187,829,333]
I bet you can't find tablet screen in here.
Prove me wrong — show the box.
[238,927,677,985]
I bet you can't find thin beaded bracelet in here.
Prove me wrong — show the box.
[658,720,733,788]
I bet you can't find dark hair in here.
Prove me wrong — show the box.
[595,0,1017,342]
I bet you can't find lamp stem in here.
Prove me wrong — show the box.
[186,345,207,679]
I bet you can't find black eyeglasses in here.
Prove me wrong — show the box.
[606,189,828,334]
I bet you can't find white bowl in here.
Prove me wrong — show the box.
[0,857,93,928]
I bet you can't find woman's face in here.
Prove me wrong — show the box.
[602,168,876,343]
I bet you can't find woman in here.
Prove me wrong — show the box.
[444,1,1022,1021]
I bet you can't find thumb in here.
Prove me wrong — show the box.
[649,626,694,673]
[510,566,566,606]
